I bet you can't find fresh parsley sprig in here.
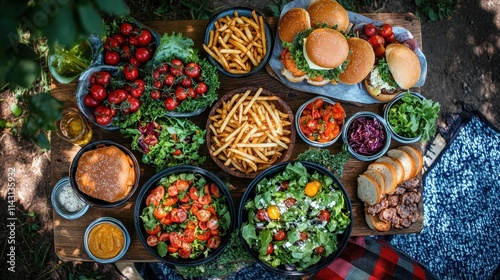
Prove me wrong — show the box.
[296,146,351,178]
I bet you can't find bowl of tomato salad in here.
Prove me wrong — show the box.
[239,161,352,275]
[295,97,346,147]
[134,166,235,266]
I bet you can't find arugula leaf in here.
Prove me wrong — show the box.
[378,58,399,88]
[387,92,441,142]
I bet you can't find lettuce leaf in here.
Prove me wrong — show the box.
[153,32,198,63]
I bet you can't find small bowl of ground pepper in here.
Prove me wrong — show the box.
[342,111,391,161]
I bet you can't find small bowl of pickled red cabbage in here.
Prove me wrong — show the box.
[342,111,391,161]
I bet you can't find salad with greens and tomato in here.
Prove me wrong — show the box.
[140,173,231,259]
[241,162,351,271]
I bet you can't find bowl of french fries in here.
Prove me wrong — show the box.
[206,87,295,178]
[203,7,273,77]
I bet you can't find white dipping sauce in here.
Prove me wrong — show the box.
[59,185,86,212]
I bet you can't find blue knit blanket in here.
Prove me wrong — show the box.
[390,115,500,279]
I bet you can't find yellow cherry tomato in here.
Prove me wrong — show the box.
[267,205,281,220]
[304,180,321,197]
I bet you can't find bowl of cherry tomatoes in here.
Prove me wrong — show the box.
[295,97,345,148]
[133,165,236,266]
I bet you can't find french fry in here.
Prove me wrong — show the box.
[209,88,292,174]
[203,10,267,75]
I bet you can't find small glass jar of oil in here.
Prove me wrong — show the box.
[57,108,93,145]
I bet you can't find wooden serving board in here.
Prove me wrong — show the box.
[50,14,423,262]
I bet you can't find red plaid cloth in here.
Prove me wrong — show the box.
[315,237,439,280]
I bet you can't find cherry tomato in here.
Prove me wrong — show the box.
[178,193,189,203]
[189,186,199,201]
[305,98,324,110]
[198,194,212,205]
[197,230,211,241]
[153,207,167,220]
[146,234,159,247]
[135,47,152,62]
[171,208,187,223]
[187,87,197,99]
[168,185,179,197]
[122,64,139,81]
[174,179,190,191]
[112,34,125,46]
[162,196,178,206]
[373,43,386,57]
[299,115,313,135]
[167,245,178,253]
[105,50,120,65]
[267,205,281,220]
[267,243,274,255]
[384,32,396,44]
[83,94,100,107]
[169,232,183,248]
[256,209,268,222]
[207,216,219,230]
[368,35,385,47]
[157,63,169,73]
[120,22,134,36]
[93,71,112,86]
[165,97,178,111]
[273,229,286,241]
[175,87,188,101]
[196,81,208,95]
[210,228,220,236]
[152,70,161,79]
[170,59,184,77]
[183,228,196,243]
[379,23,393,38]
[209,183,220,198]
[364,23,377,37]
[181,77,192,87]
[129,57,142,67]
[196,209,211,222]
[178,248,191,259]
[318,209,331,222]
[107,89,128,104]
[124,95,141,114]
[104,37,120,51]
[128,35,139,46]
[94,105,112,126]
[158,232,170,242]
[284,197,297,207]
[207,236,221,250]
[137,29,152,46]
[146,185,164,207]
[172,149,182,156]
[89,84,107,101]
[130,79,145,98]
[314,245,326,255]
[160,213,173,225]
[121,44,131,61]
[150,89,161,99]
[300,232,308,241]
[163,74,175,87]
[184,62,200,78]
[145,224,160,235]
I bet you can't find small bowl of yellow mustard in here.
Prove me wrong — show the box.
[84,217,130,263]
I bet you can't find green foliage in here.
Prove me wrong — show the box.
[269,0,289,16]
[154,0,214,20]
[415,0,460,21]
[296,146,351,178]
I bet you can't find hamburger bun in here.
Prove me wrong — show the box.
[75,145,136,203]
[308,0,349,32]
[304,28,348,69]
[278,8,311,43]
[385,43,421,89]
[339,37,375,85]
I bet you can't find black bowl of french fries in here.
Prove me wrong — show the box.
[203,7,273,77]
[206,87,295,178]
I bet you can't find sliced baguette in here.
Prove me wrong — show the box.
[398,145,424,177]
[387,149,417,181]
[357,174,382,205]
[375,156,405,185]
[365,212,391,232]
[363,169,385,195]
[367,162,398,194]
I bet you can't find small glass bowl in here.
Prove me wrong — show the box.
[295,97,345,148]
[51,177,89,220]
[342,111,391,161]
[84,217,130,263]
[384,92,426,144]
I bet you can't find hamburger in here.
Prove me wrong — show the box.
[338,37,375,85]
[365,43,421,102]
[277,8,311,44]
[307,0,349,32]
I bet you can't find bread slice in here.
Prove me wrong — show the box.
[375,156,405,185]
[398,145,424,177]
[357,174,382,205]
[363,169,385,195]
[367,162,398,194]
[387,149,417,181]
[365,213,391,232]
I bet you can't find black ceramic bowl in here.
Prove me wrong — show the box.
[238,161,353,276]
[134,165,236,266]
[69,140,140,208]
[203,7,273,77]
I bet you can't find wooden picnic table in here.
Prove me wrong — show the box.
[50,13,423,262]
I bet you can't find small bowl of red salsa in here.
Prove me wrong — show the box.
[295,97,346,148]
[342,111,391,161]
